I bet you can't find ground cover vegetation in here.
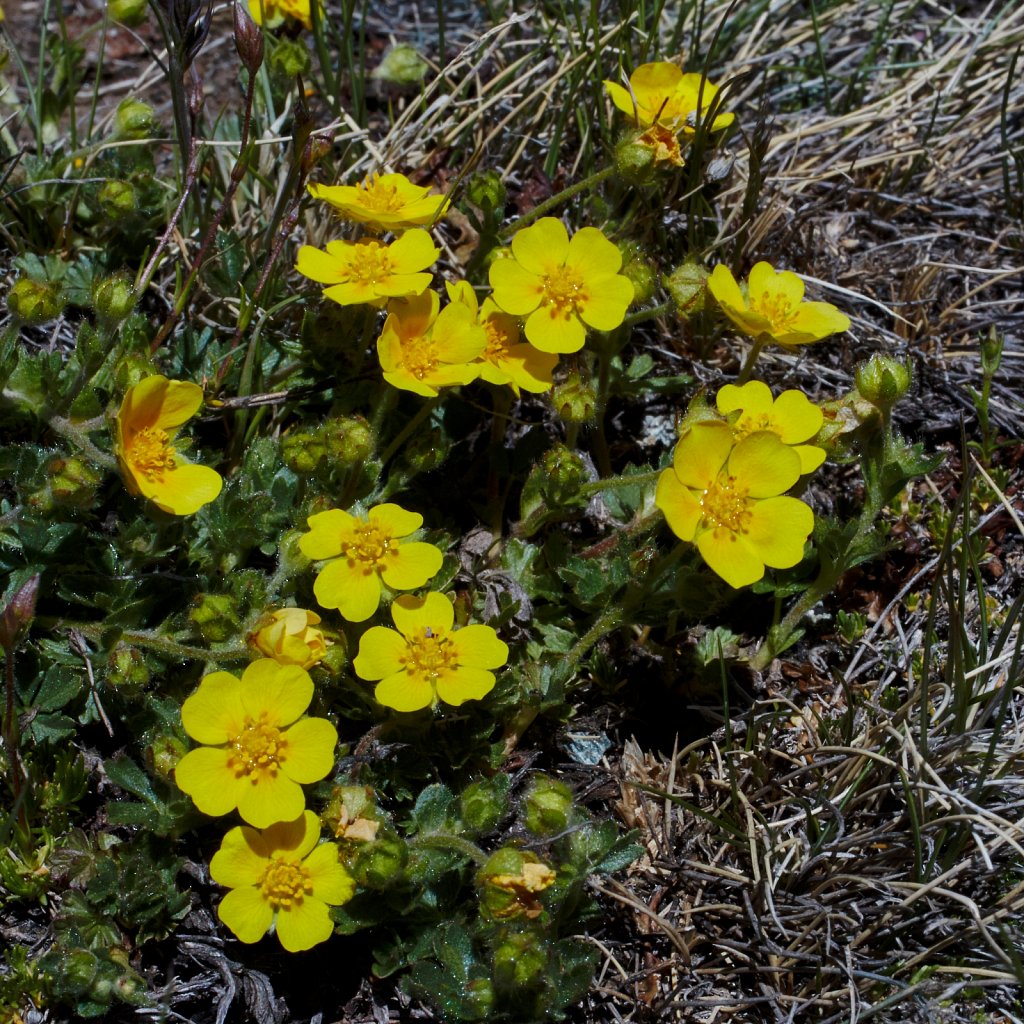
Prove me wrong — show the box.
[1,0,1022,1020]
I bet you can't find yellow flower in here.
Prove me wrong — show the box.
[604,62,734,134]
[299,503,443,622]
[655,420,813,589]
[248,608,330,670]
[115,375,223,516]
[353,592,509,712]
[377,290,485,397]
[174,660,338,828]
[708,262,850,347]
[446,281,557,395]
[716,381,826,473]
[489,218,634,354]
[210,810,354,952]
[308,172,449,232]
[295,229,437,308]
[247,0,318,29]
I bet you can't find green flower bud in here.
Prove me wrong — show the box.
[48,456,102,509]
[280,431,326,474]
[315,630,348,675]
[538,444,587,506]
[617,241,657,306]
[321,415,374,468]
[63,949,100,991]
[105,642,150,692]
[372,43,429,86]
[268,37,310,81]
[109,0,148,27]
[92,272,136,322]
[613,131,658,186]
[460,776,509,835]
[189,593,240,643]
[7,277,65,325]
[145,732,188,781]
[493,929,547,990]
[522,774,572,836]
[854,354,912,414]
[98,180,138,217]
[114,98,157,140]
[402,428,448,474]
[466,170,506,212]
[551,372,597,424]
[663,261,709,317]
[462,978,495,1019]
[349,828,407,888]
[113,351,158,392]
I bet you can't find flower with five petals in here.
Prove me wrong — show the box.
[655,421,813,588]
[307,172,449,232]
[211,811,354,952]
[115,375,223,516]
[174,660,337,828]
[299,503,443,622]
[489,218,634,354]
[604,62,734,134]
[353,592,509,712]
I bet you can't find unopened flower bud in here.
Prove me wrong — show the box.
[48,456,102,509]
[106,642,151,691]
[466,170,506,212]
[350,828,408,888]
[551,372,597,425]
[0,574,41,651]
[232,0,264,75]
[92,272,136,322]
[460,776,509,835]
[493,930,547,988]
[146,732,188,780]
[280,430,326,474]
[462,979,495,1019]
[98,180,137,217]
[372,43,429,87]
[402,428,448,474]
[268,37,310,80]
[248,607,329,669]
[189,593,240,643]
[114,352,159,392]
[538,444,587,506]
[617,242,657,306]
[664,261,709,317]
[614,131,658,186]
[7,277,65,325]
[321,415,374,468]
[854,354,912,414]
[523,774,572,836]
[109,0,148,27]
[63,949,100,990]
[114,98,157,140]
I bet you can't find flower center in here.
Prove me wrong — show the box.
[700,473,752,535]
[541,265,589,320]
[733,412,775,440]
[348,240,395,287]
[638,124,685,166]
[128,427,177,481]
[482,318,514,362]
[358,174,405,212]
[752,291,797,330]
[258,856,313,911]
[403,628,458,680]
[342,521,398,575]
[227,712,287,781]
[401,334,441,380]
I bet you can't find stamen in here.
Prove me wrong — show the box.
[226,712,287,782]
[700,473,753,535]
[258,857,314,911]
[129,427,177,481]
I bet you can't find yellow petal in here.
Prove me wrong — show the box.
[435,666,496,706]
[655,467,702,542]
[770,389,823,443]
[672,421,733,490]
[794,444,826,473]
[313,559,382,622]
[368,502,422,538]
[388,228,439,273]
[217,886,274,944]
[524,305,586,354]
[379,541,443,590]
[236,770,305,829]
[152,379,204,430]
[181,671,246,744]
[143,462,222,516]
[392,592,454,638]
[697,527,765,589]
[274,898,334,952]
[788,301,850,341]
[564,227,623,279]
[603,79,637,118]
[449,624,509,670]
[577,275,634,332]
[716,380,773,418]
[749,261,804,307]
[210,825,268,888]
[280,717,337,784]
[301,508,353,560]
[375,671,434,712]
[304,843,356,905]
[489,258,543,316]
[511,218,568,275]
[263,810,321,859]
[174,747,241,817]
[728,432,800,498]
[295,244,343,284]
[239,659,312,727]
[746,495,813,569]
[352,627,408,681]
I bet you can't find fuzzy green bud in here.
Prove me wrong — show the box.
[617,242,657,306]
[63,949,100,991]
[316,631,349,675]
[0,575,41,652]
[349,829,408,888]
[466,170,506,212]
[551,372,597,425]
[613,132,658,186]
[7,276,65,325]
[372,43,429,86]
[538,444,587,507]
[854,354,912,414]
[460,776,509,835]
[189,594,241,643]
[280,431,326,474]
[92,272,136,322]
[268,37,310,80]
[462,979,495,1019]
[109,0,148,26]
[663,261,709,317]
[493,930,547,989]
[114,98,157,140]
[523,774,573,836]
[113,351,158,392]
[402,428,448,474]
[105,643,150,692]
[98,180,138,218]
[145,732,188,781]
[48,456,102,509]
[321,415,374,468]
